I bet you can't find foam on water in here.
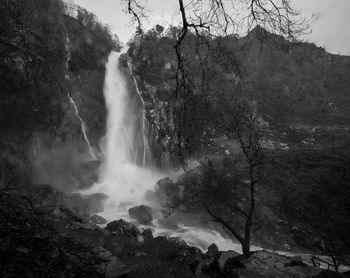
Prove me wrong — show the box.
[83,51,241,253]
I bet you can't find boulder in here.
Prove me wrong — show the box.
[99,246,129,278]
[128,205,153,225]
[141,228,153,241]
[69,193,109,216]
[216,250,241,271]
[206,243,219,259]
[33,184,65,206]
[52,206,84,223]
[190,260,204,276]
[285,256,305,267]
[89,214,107,225]
[106,219,140,237]
[223,256,246,275]
[155,177,183,208]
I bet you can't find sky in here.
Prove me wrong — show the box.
[72,0,350,55]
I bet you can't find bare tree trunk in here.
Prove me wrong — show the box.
[331,255,341,272]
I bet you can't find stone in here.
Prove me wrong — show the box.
[89,214,107,225]
[133,251,147,257]
[285,256,305,267]
[105,256,129,278]
[155,177,183,207]
[128,205,153,225]
[99,247,129,278]
[216,250,240,271]
[141,228,153,241]
[223,256,246,275]
[190,260,204,276]
[69,193,109,216]
[106,219,140,236]
[206,243,219,259]
[33,184,65,207]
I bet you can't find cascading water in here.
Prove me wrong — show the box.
[127,62,152,166]
[83,52,162,220]
[67,92,96,159]
[85,51,242,253]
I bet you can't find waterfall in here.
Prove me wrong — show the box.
[65,33,71,80]
[83,51,241,253]
[83,52,162,220]
[127,62,152,166]
[67,92,96,159]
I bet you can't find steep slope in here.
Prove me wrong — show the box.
[0,0,119,191]
[125,27,350,255]
[126,27,350,165]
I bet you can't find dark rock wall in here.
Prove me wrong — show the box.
[126,28,350,167]
[0,0,119,191]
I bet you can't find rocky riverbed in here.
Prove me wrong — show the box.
[1,184,349,278]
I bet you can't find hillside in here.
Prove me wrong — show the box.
[126,26,350,166]
[1,1,350,277]
[0,0,119,192]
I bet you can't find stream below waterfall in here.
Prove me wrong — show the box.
[80,51,243,253]
[80,52,349,272]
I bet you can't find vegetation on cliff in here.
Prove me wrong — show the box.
[0,0,119,190]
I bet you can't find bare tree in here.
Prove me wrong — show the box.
[124,0,306,256]
[200,104,263,257]
[124,0,307,164]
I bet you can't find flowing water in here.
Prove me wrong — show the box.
[67,92,96,159]
[83,52,162,220]
[127,61,152,166]
[77,51,350,270]
[84,51,242,253]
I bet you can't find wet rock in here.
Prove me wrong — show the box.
[216,250,241,271]
[89,214,107,225]
[223,256,246,275]
[106,219,140,237]
[176,247,205,276]
[69,193,109,216]
[53,206,84,223]
[190,260,204,276]
[99,247,129,278]
[75,160,100,189]
[141,228,153,241]
[157,216,180,229]
[32,185,109,218]
[33,184,65,206]
[155,177,183,208]
[285,256,305,267]
[128,205,153,225]
[206,243,219,259]
[132,251,147,257]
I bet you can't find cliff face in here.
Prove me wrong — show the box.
[126,28,350,253]
[0,0,119,191]
[127,28,350,166]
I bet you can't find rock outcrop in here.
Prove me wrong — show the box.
[129,205,153,225]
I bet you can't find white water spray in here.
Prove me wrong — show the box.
[84,52,161,220]
[85,51,242,253]
[67,92,96,159]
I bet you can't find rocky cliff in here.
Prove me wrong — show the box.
[125,27,350,256]
[126,26,350,167]
[0,0,119,192]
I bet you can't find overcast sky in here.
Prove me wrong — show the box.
[72,0,350,55]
